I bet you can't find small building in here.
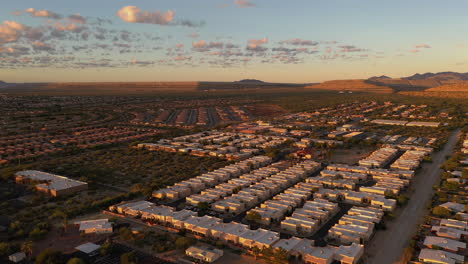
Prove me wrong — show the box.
[418,248,464,264]
[9,252,26,263]
[75,242,101,257]
[75,219,113,234]
[186,245,223,263]
[15,170,88,197]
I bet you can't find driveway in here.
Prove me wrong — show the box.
[364,129,461,264]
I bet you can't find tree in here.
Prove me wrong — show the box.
[121,251,138,264]
[21,240,34,257]
[0,242,12,257]
[245,211,262,222]
[67,258,86,264]
[119,227,134,241]
[50,210,68,232]
[35,249,62,264]
[397,195,409,205]
[432,206,451,218]
[100,241,114,256]
[197,202,209,210]
[175,237,195,249]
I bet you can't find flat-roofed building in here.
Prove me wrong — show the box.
[423,236,466,253]
[74,219,113,234]
[15,170,88,197]
[418,248,464,264]
[432,226,468,241]
[186,245,223,263]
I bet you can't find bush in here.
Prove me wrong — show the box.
[432,206,451,218]
[175,237,195,249]
[120,251,138,264]
[67,258,86,264]
[35,249,62,264]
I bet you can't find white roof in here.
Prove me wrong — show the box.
[423,236,466,252]
[418,248,464,264]
[75,242,101,254]
[75,219,112,231]
[15,170,87,191]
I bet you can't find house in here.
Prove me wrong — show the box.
[75,242,101,257]
[423,236,466,253]
[440,219,467,231]
[439,202,466,213]
[432,226,468,240]
[418,248,464,264]
[186,245,223,263]
[74,219,113,234]
[15,170,88,197]
[8,252,26,263]
[334,243,364,264]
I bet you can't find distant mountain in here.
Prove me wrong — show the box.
[0,81,6,85]
[365,72,468,91]
[236,79,266,84]
[306,80,394,93]
[404,72,468,81]
[368,75,391,81]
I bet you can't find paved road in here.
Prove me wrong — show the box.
[365,129,461,264]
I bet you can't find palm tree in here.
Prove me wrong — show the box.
[21,240,34,258]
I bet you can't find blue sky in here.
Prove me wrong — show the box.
[1,0,467,82]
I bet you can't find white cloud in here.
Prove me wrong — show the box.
[0,21,25,44]
[117,6,175,25]
[24,8,62,19]
[248,38,268,49]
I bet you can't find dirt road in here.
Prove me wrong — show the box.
[365,129,461,264]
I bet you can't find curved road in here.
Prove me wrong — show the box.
[365,129,461,264]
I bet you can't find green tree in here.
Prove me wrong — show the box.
[100,241,114,256]
[35,249,62,264]
[121,251,139,264]
[197,202,209,210]
[175,237,195,249]
[245,211,262,222]
[21,240,34,257]
[432,206,451,218]
[0,242,12,256]
[67,258,86,264]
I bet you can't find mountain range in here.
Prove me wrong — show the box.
[1,72,467,94]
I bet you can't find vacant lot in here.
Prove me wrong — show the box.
[329,147,375,165]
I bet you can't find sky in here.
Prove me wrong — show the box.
[1,0,467,83]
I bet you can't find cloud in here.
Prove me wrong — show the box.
[131,59,154,66]
[174,55,191,61]
[248,38,268,48]
[192,40,207,48]
[32,41,55,52]
[68,14,87,24]
[23,8,63,19]
[0,21,25,44]
[415,44,431,49]
[246,38,268,52]
[52,22,86,33]
[338,45,366,52]
[235,0,256,8]
[280,38,318,46]
[117,6,175,25]
[192,40,224,51]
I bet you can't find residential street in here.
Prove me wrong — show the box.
[365,129,461,264]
